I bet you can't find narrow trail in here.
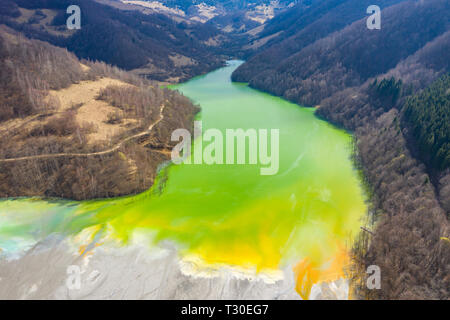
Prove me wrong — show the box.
[0,104,167,163]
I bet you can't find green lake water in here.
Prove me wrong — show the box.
[0,61,367,296]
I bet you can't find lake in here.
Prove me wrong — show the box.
[0,61,367,298]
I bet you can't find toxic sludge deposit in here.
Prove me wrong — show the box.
[0,61,367,299]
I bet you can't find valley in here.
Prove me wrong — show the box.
[0,61,367,300]
[0,0,448,301]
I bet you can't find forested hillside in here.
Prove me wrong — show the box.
[0,27,85,121]
[403,75,450,172]
[0,0,225,81]
[316,30,450,130]
[0,0,448,300]
[0,27,199,199]
[234,0,449,107]
[233,0,405,79]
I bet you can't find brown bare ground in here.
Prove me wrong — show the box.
[0,27,199,200]
[47,77,137,144]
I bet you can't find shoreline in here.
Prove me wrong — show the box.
[0,230,349,299]
[0,62,366,300]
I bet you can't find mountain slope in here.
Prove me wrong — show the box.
[403,74,450,172]
[0,0,225,81]
[0,26,199,199]
[317,30,450,131]
[234,0,449,106]
[233,0,406,78]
